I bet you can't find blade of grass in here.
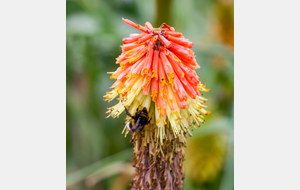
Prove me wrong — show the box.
[66,148,132,188]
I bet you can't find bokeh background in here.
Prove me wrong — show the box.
[66,0,234,189]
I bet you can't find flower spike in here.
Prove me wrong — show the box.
[104,19,211,189]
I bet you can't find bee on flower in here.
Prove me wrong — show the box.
[104,18,211,189]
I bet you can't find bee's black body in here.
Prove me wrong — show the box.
[125,106,151,132]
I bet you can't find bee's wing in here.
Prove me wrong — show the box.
[132,118,141,131]
[126,122,131,131]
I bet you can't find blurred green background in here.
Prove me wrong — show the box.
[66,0,234,189]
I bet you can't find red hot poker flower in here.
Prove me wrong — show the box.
[104,18,211,190]
[105,18,210,135]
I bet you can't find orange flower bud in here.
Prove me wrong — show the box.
[164,30,182,37]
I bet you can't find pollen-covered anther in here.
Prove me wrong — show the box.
[167,73,175,85]
[131,73,138,78]
[142,68,149,76]
[125,73,131,78]
[161,77,167,87]
[205,111,211,115]
[151,88,157,99]
[156,119,160,124]
[151,70,157,78]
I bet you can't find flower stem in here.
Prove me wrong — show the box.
[155,0,173,27]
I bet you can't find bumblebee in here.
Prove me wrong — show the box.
[125,106,152,132]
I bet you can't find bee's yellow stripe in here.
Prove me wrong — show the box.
[140,114,149,119]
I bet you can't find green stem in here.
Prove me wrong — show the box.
[155,0,173,27]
